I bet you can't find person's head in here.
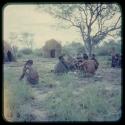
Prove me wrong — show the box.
[83,53,88,60]
[115,53,119,58]
[58,55,64,60]
[25,60,33,66]
[92,54,95,58]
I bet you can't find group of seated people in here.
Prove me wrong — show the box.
[54,53,99,75]
[19,52,121,85]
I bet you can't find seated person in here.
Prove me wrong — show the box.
[83,53,88,60]
[54,55,69,74]
[91,54,99,70]
[79,59,97,75]
[19,60,39,84]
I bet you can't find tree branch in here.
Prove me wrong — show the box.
[90,5,107,26]
[79,6,89,27]
[52,11,80,28]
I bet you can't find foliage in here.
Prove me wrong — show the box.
[16,52,23,58]
[93,40,121,56]
[18,32,34,49]
[19,48,33,55]
[37,4,121,56]
[62,42,84,56]
[33,48,43,57]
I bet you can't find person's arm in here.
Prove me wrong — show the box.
[95,59,99,66]
[19,66,27,80]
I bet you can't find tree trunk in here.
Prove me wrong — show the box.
[89,46,92,57]
[79,26,89,56]
[88,41,92,57]
[86,36,92,57]
[84,41,89,55]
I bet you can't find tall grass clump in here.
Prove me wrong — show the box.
[4,69,34,122]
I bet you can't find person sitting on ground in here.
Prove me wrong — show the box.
[77,53,88,70]
[19,60,39,84]
[54,55,69,74]
[78,53,97,75]
[66,55,77,71]
[91,54,99,70]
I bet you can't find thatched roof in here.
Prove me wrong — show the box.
[43,39,61,51]
[42,39,62,58]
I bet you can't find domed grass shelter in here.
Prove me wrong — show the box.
[42,39,62,58]
[3,41,15,62]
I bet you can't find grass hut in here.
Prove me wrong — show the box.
[42,39,62,58]
[3,41,15,62]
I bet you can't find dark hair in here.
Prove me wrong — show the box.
[25,60,33,66]
[58,54,65,60]
[83,53,88,59]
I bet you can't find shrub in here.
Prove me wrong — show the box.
[16,52,23,58]
[95,47,109,56]
[19,48,32,55]
[33,49,43,57]
[62,42,84,56]
[94,41,121,56]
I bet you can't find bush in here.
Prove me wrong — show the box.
[94,41,121,56]
[16,52,23,58]
[62,42,84,56]
[33,49,43,57]
[94,47,109,56]
[19,48,32,55]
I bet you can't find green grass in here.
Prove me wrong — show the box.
[3,55,121,121]
[4,66,34,121]
[41,75,121,121]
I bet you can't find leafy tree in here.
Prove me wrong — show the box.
[18,32,34,49]
[37,4,121,57]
